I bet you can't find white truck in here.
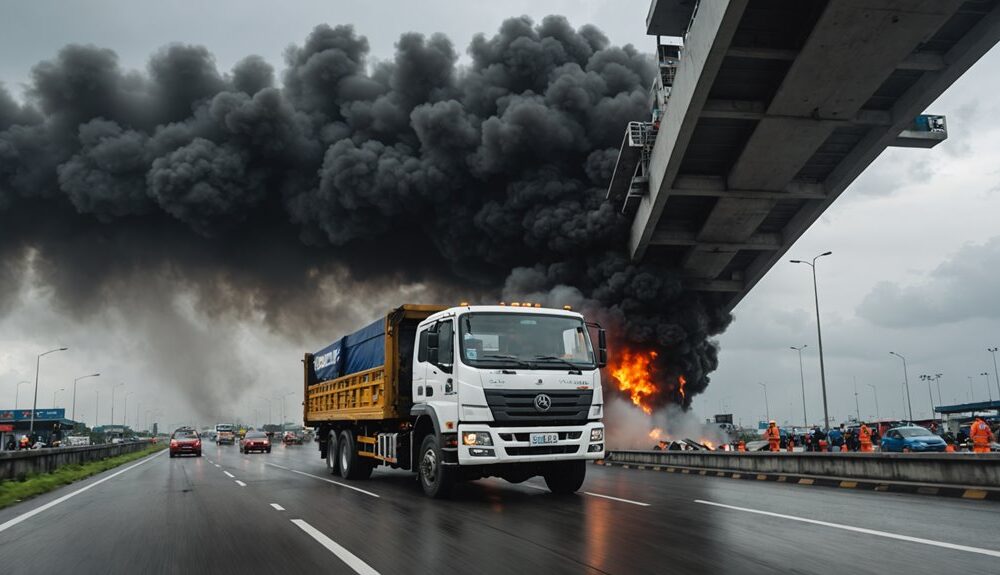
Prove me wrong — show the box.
[304,304,607,498]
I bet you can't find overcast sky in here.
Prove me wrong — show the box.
[1,0,999,432]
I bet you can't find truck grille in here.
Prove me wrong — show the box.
[506,445,580,456]
[484,389,593,425]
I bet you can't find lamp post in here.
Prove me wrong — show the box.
[94,390,99,427]
[889,352,913,421]
[72,373,100,424]
[123,392,133,430]
[919,374,937,419]
[866,384,880,421]
[15,381,30,410]
[259,396,272,429]
[790,345,808,426]
[111,383,124,431]
[852,377,861,422]
[757,382,770,423]
[30,347,68,436]
[967,376,975,402]
[53,388,65,408]
[982,373,993,402]
[281,391,295,432]
[790,251,832,431]
[988,347,999,401]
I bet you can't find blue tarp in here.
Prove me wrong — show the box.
[312,318,385,382]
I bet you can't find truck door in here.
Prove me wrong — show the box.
[425,319,454,400]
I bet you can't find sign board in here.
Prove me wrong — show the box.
[758,420,768,430]
[714,414,734,424]
[0,424,13,432]
[0,409,66,421]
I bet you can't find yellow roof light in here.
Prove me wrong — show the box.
[563,305,573,311]
[510,302,521,307]
[534,303,542,308]
[498,301,506,306]
[459,301,469,306]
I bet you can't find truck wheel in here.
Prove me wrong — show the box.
[339,431,373,480]
[543,460,586,494]
[418,434,455,498]
[325,431,339,475]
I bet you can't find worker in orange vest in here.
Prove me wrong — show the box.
[858,422,874,452]
[737,440,746,452]
[970,417,995,454]
[765,421,781,452]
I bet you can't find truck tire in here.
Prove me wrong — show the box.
[339,430,373,480]
[418,434,455,498]
[543,460,586,494]
[325,431,339,475]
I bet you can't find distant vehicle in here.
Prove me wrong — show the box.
[215,423,236,445]
[65,436,90,446]
[282,431,303,445]
[240,431,271,454]
[880,426,947,453]
[170,428,203,458]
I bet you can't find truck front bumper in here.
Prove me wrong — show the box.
[456,422,604,465]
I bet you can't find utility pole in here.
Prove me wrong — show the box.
[890,352,913,421]
[757,382,770,422]
[988,347,1000,402]
[866,384,880,421]
[790,252,832,430]
[853,377,861,422]
[790,345,808,426]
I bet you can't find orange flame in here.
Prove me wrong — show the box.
[611,349,658,414]
[648,428,663,440]
[678,375,687,400]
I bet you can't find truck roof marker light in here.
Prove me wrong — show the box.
[563,305,573,311]
[510,302,521,307]
[499,302,506,306]
[533,303,542,308]
[459,301,469,306]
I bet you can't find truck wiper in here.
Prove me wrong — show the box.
[533,355,583,375]
[481,353,534,368]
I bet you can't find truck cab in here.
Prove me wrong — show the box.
[411,304,606,496]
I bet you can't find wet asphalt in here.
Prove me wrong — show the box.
[0,441,996,574]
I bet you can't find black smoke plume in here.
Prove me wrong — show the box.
[0,16,731,411]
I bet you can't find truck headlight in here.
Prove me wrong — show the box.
[463,432,493,446]
[590,428,604,442]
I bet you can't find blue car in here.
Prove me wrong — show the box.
[880,426,947,452]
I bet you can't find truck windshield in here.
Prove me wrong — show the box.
[459,313,595,370]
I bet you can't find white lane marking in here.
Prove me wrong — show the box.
[223,471,235,478]
[0,449,166,534]
[235,480,247,487]
[270,503,285,511]
[694,500,1000,559]
[292,519,380,575]
[214,464,220,468]
[584,492,651,507]
[265,463,379,498]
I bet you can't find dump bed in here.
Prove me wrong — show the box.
[304,305,445,426]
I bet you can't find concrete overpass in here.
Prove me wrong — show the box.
[608,0,1000,312]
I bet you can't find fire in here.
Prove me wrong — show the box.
[611,349,658,414]
[648,428,663,440]
[678,375,687,400]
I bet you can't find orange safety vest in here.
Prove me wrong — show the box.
[737,441,746,452]
[859,425,871,442]
[971,420,992,451]
[766,426,780,440]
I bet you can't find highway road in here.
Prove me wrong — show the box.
[0,443,996,574]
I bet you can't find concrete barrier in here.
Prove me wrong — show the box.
[605,450,1000,488]
[0,442,155,481]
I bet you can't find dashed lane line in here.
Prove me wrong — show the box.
[694,499,1000,559]
[235,480,247,487]
[0,450,166,534]
[583,492,650,507]
[223,471,235,478]
[270,503,285,511]
[264,463,380,498]
[292,519,380,575]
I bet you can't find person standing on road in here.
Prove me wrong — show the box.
[970,417,995,453]
[859,423,874,452]
[765,421,781,452]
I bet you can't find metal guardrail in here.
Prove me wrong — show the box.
[604,450,1000,489]
[0,441,155,481]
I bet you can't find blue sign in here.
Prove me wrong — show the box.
[0,408,66,421]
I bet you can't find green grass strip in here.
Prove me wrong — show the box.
[0,444,167,510]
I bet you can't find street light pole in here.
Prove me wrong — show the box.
[53,388,65,408]
[72,373,100,424]
[123,392,133,430]
[111,383,124,431]
[890,352,913,421]
[988,347,1000,401]
[790,251,832,431]
[919,374,937,419]
[757,382,770,422]
[853,377,861,422]
[981,373,993,402]
[15,381,30,411]
[30,347,68,436]
[866,384,880,421]
[790,345,808,426]
[95,390,99,427]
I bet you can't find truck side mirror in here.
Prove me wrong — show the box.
[597,329,607,368]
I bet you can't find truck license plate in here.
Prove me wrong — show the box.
[530,433,559,446]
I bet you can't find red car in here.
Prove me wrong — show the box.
[169,429,202,458]
[240,431,271,454]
